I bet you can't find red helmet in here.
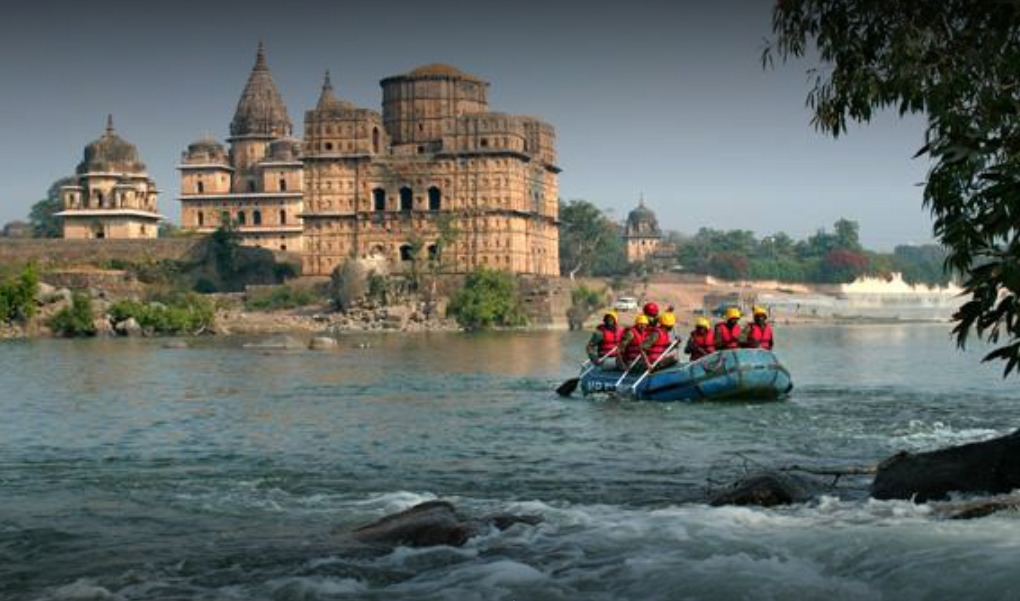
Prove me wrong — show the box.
[643,302,659,317]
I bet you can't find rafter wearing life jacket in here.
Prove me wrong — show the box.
[644,325,670,363]
[587,310,624,362]
[743,306,774,350]
[642,311,678,370]
[714,306,742,350]
[620,314,650,367]
[686,316,716,360]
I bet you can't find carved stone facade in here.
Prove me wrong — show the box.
[178,43,303,252]
[178,49,560,275]
[58,116,163,239]
[623,199,664,263]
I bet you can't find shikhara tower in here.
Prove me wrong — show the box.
[178,43,304,252]
[178,45,560,276]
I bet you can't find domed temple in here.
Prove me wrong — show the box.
[178,46,560,276]
[623,197,663,263]
[178,43,303,251]
[57,116,164,239]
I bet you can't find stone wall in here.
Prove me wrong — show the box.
[519,275,570,330]
[0,238,201,268]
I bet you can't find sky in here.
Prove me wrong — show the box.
[0,0,933,251]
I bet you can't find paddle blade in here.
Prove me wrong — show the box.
[555,377,580,397]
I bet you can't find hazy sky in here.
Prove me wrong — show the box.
[0,0,932,250]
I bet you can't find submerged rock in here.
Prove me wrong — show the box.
[308,336,338,350]
[348,500,542,549]
[872,429,1020,502]
[709,472,814,507]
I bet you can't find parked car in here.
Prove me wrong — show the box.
[613,296,639,311]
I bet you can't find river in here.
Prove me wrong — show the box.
[1,324,1018,600]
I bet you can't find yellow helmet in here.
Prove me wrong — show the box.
[604,310,619,322]
[635,314,650,326]
[753,305,768,317]
[725,307,742,320]
[659,312,676,327]
[695,316,711,329]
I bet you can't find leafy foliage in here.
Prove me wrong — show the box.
[567,285,606,330]
[48,293,96,337]
[559,200,628,278]
[29,177,74,238]
[0,265,39,323]
[767,0,1020,374]
[108,293,215,334]
[674,220,879,283]
[245,285,320,311]
[447,267,528,330]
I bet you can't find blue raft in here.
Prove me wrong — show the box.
[579,349,793,402]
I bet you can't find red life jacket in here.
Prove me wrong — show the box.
[746,322,774,350]
[596,324,624,356]
[644,327,672,364]
[688,329,715,360]
[715,321,741,350]
[621,326,647,363]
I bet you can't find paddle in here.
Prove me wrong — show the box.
[618,339,681,398]
[555,348,617,397]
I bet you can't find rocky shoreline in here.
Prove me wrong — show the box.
[0,282,467,342]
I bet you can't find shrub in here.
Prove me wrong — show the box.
[447,267,528,330]
[245,285,319,311]
[0,264,38,323]
[48,293,96,337]
[109,293,215,335]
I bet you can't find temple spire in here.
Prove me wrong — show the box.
[254,40,268,71]
[229,42,292,138]
[316,70,343,110]
[105,114,115,136]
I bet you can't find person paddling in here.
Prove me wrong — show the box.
[586,310,623,370]
[642,311,679,371]
[685,316,716,360]
[618,314,651,372]
[714,307,742,350]
[743,306,775,350]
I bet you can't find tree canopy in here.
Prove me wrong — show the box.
[766,0,1020,375]
[559,200,628,278]
[29,177,73,238]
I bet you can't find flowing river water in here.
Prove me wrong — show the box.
[1,324,1018,600]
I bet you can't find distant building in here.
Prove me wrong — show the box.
[57,116,163,239]
[178,44,560,276]
[623,198,671,263]
[178,43,303,252]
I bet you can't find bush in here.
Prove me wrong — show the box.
[48,293,96,337]
[0,264,38,323]
[109,293,215,335]
[567,285,605,330]
[245,285,319,311]
[447,267,528,330]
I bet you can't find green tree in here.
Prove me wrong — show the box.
[566,284,605,330]
[767,0,1020,374]
[0,265,39,323]
[29,177,73,238]
[447,267,528,330]
[48,293,96,337]
[559,200,628,279]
